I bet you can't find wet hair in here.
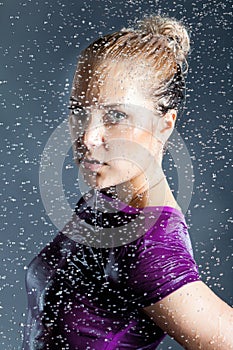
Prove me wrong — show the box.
[73,14,190,117]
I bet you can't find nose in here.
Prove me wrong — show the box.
[83,117,106,150]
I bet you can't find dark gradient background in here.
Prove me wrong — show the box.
[0,0,232,349]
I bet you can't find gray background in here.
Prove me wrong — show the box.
[0,0,232,349]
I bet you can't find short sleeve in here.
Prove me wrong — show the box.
[124,210,201,309]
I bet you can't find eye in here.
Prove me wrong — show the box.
[68,106,91,134]
[103,109,127,124]
[68,105,85,116]
[71,108,80,116]
[68,106,91,124]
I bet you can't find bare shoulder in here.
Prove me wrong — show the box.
[142,281,233,350]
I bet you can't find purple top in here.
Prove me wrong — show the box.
[22,190,200,349]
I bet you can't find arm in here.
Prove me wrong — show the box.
[142,280,233,350]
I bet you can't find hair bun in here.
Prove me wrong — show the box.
[136,15,190,64]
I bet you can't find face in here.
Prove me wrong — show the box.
[69,59,164,192]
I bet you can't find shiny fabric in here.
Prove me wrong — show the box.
[22,190,200,349]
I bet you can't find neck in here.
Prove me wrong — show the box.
[99,164,166,208]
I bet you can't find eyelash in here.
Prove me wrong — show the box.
[104,110,127,124]
[68,106,84,116]
[68,106,127,124]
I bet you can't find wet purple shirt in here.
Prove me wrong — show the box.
[22,191,200,349]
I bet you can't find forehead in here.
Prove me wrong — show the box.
[71,59,155,111]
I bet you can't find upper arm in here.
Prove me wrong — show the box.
[142,280,233,350]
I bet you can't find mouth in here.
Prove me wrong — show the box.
[81,157,108,172]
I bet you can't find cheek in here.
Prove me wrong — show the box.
[106,129,154,164]
[133,129,153,148]
[106,124,152,145]
[105,160,143,182]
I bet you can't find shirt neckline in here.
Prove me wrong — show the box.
[99,191,185,220]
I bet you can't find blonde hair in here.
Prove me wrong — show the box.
[74,14,190,116]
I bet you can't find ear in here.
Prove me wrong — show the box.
[160,109,177,133]
[153,109,177,146]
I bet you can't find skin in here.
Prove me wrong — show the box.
[143,281,233,349]
[69,58,233,349]
[69,59,179,209]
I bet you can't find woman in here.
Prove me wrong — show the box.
[22,15,233,349]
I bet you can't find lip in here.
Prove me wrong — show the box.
[82,158,107,172]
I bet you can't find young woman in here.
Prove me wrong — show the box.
[22,15,233,350]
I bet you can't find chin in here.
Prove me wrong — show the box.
[80,163,140,191]
[86,175,118,190]
[82,173,122,191]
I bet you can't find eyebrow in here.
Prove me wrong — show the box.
[100,103,126,110]
[69,98,126,110]
[69,96,82,105]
